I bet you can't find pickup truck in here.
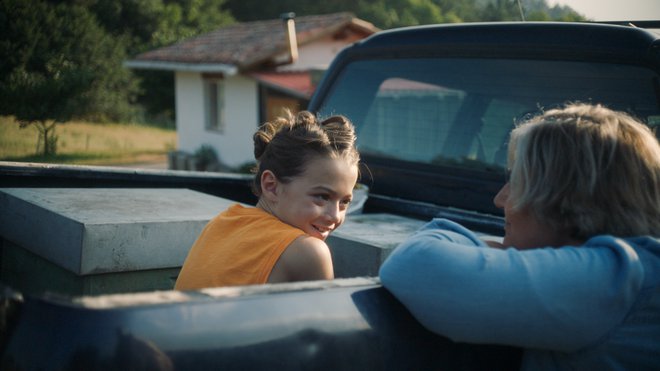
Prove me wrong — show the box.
[2,21,659,370]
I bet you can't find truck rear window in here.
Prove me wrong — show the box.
[317,58,660,173]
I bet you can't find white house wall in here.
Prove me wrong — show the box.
[174,72,203,154]
[175,72,259,168]
[278,33,363,72]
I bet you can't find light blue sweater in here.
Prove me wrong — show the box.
[380,218,660,370]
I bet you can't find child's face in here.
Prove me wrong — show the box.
[273,156,358,240]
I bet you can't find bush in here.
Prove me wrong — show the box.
[193,145,220,171]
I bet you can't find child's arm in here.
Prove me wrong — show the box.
[268,236,334,283]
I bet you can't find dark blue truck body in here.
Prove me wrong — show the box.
[1,279,522,370]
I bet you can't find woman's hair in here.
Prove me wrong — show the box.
[507,103,660,239]
[252,110,359,196]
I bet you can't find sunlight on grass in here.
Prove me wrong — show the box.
[0,116,176,165]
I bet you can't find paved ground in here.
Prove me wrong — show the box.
[116,161,168,170]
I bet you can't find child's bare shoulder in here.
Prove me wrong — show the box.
[278,236,333,280]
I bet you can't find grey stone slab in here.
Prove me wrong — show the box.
[0,188,236,275]
[328,213,425,278]
[1,240,180,296]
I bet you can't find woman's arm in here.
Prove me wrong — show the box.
[379,219,644,352]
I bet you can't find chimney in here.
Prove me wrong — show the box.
[281,12,299,65]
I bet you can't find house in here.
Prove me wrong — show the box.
[125,12,378,169]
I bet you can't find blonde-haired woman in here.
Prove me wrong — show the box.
[380,103,660,369]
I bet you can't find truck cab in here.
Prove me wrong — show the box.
[310,21,660,221]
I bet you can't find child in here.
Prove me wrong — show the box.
[175,110,360,289]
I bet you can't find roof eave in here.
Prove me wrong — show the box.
[349,18,380,34]
[123,60,238,75]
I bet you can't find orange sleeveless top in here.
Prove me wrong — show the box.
[174,204,305,289]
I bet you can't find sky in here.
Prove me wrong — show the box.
[546,0,659,21]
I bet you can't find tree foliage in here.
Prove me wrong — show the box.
[89,0,235,126]
[0,0,138,155]
[90,0,235,55]
[223,0,451,28]
[0,0,138,120]
[223,0,584,28]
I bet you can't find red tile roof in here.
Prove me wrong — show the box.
[250,71,315,99]
[129,12,377,72]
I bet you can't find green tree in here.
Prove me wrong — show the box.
[0,0,137,155]
[431,0,480,22]
[477,0,520,21]
[356,0,447,28]
[91,0,235,55]
[90,0,235,125]
[224,0,583,26]
[477,0,584,21]
[224,0,448,28]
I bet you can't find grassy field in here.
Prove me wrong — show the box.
[0,116,176,165]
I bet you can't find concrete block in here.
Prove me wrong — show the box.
[0,188,236,275]
[328,213,425,278]
[0,187,428,295]
[1,240,180,295]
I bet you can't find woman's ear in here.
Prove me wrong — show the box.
[260,170,279,201]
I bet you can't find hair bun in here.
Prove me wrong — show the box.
[253,116,293,160]
[294,110,317,127]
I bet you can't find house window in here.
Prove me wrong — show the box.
[205,79,225,133]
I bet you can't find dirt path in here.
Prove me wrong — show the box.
[105,154,169,169]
